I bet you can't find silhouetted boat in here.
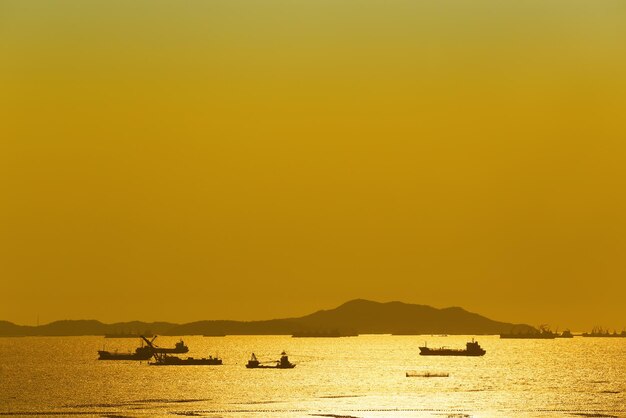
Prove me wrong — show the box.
[500,325,556,339]
[582,327,626,338]
[556,329,574,338]
[98,346,154,360]
[97,336,188,360]
[246,351,296,368]
[149,353,222,366]
[419,339,486,356]
[406,371,449,377]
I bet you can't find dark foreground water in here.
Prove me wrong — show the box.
[1,335,625,417]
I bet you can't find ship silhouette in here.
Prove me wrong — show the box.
[246,351,296,369]
[97,336,188,360]
[419,339,486,356]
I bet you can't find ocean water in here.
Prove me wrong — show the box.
[0,335,624,417]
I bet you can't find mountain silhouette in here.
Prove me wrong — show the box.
[295,299,528,335]
[0,319,177,337]
[0,299,535,336]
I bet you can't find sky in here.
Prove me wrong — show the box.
[1,1,625,331]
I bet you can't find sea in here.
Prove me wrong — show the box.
[0,335,624,417]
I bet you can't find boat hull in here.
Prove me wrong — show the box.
[419,349,485,357]
[246,364,296,369]
[419,341,486,357]
[97,350,153,360]
[153,347,189,354]
[150,358,222,366]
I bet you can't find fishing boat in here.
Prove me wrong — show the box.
[406,371,449,377]
[419,339,486,356]
[246,351,296,369]
[149,353,222,366]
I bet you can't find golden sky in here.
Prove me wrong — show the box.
[1,1,625,330]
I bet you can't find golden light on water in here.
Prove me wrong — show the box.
[1,335,625,416]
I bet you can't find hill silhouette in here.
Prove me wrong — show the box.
[0,319,177,337]
[0,299,535,336]
[295,299,528,335]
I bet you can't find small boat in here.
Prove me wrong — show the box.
[246,351,296,369]
[406,371,449,377]
[556,329,574,338]
[419,339,486,356]
[149,353,222,366]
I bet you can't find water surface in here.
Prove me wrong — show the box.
[1,335,624,417]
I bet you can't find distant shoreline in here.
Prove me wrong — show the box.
[0,299,536,337]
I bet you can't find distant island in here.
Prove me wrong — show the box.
[0,299,536,337]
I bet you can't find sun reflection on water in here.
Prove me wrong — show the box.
[0,335,624,417]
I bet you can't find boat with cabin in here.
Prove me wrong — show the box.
[419,339,486,356]
[246,351,296,368]
[149,353,222,366]
[556,329,574,338]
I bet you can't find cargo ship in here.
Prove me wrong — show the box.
[419,339,486,356]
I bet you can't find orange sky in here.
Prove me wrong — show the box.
[1,1,625,330]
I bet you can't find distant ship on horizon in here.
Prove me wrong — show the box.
[419,339,486,356]
[500,325,558,339]
[582,326,626,338]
